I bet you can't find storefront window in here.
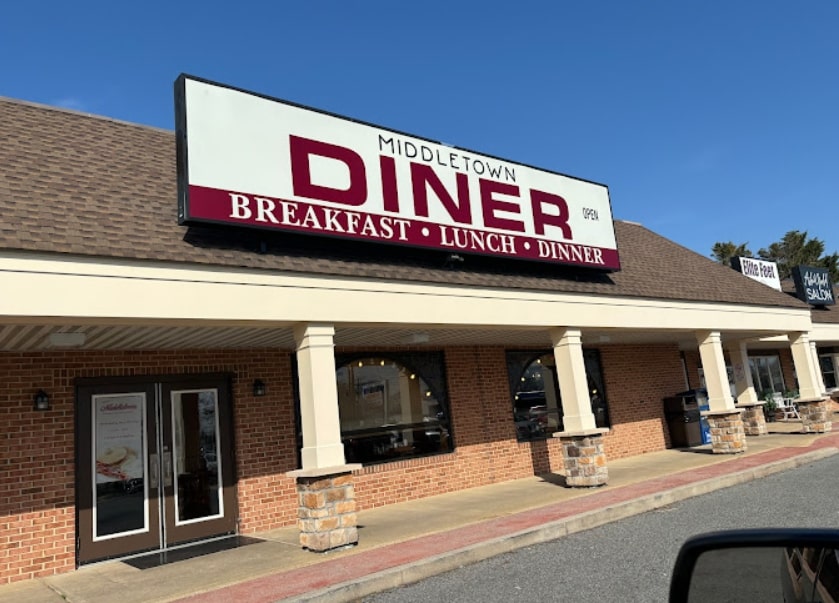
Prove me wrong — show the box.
[749,355,786,396]
[335,352,452,464]
[505,350,609,442]
[819,354,837,390]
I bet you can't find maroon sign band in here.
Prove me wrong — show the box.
[188,185,620,269]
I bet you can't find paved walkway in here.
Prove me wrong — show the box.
[3,421,838,603]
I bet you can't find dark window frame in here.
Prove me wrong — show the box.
[819,353,837,390]
[748,354,787,396]
[505,349,610,442]
[334,350,454,465]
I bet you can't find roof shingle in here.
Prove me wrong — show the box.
[0,96,808,310]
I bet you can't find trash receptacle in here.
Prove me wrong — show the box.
[663,389,706,447]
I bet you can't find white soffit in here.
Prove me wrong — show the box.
[0,258,812,334]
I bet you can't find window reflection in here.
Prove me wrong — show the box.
[173,390,222,523]
[335,354,452,464]
[507,350,609,442]
[749,355,786,396]
[820,354,837,390]
[513,354,562,440]
[782,547,839,602]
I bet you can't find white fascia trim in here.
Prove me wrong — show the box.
[0,253,814,333]
[810,323,839,345]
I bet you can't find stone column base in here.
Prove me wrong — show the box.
[287,465,361,552]
[554,428,609,487]
[703,410,747,454]
[736,402,767,436]
[798,398,833,433]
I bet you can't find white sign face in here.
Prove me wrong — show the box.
[735,257,782,291]
[176,76,620,270]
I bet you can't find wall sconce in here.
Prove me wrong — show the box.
[33,390,51,411]
[253,379,266,397]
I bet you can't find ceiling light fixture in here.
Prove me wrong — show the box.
[401,333,430,345]
[47,332,86,347]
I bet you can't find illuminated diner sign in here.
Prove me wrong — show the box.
[730,256,782,291]
[175,75,620,270]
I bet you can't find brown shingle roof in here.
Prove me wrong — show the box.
[809,304,839,324]
[0,96,808,310]
[780,281,839,324]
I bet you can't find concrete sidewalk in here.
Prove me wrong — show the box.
[4,422,838,603]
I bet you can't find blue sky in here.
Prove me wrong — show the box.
[2,1,837,259]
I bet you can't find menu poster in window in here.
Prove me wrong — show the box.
[94,394,145,484]
[359,382,385,408]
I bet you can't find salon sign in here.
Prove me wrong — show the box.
[176,75,620,270]
[792,265,835,306]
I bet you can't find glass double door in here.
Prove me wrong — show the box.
[77,375,237,564]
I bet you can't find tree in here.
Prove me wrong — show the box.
[710,241,752,266]
[757,230,839,282]
[710,231,839,283]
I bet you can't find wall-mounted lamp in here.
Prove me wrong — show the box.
[33,390,51,411]
[253,379,266,397]
[443,253,465,270]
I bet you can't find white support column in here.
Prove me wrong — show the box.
[810,341,827,395]
[790,332,824,400]
[550,327,597,433]
[726,340,759,405]
[294,323,347,470]
[696,331,736,412]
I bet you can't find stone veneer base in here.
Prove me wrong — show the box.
[798,398,833,434]
[294,471,359,552]
[555,430,609,487]
[704,410,747,454]
[736,403,768,436]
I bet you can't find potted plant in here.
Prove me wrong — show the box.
[761,390,778,422]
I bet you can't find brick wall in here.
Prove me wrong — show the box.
[0,342,685,583]
[0,349,299,584]
[599,344,686,458]
[779,348,796,394]
[353,344,684,509]
[352,347,564,511]
[684,350,702,390]
[1,352,76,583]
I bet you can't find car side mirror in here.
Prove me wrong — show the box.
[669,529,839,603]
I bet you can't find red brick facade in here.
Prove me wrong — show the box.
[0,349,300,584]
[599,344,686,457]
[0,342,696,583]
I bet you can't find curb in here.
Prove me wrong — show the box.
[287,447,839,603]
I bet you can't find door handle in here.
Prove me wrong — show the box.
[163,452,173,488]
[149,453,159,489]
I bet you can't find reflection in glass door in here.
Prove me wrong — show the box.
[77,376,236,565]
[170,390,223,526]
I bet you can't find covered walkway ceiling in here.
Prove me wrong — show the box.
[0,322,792,352]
